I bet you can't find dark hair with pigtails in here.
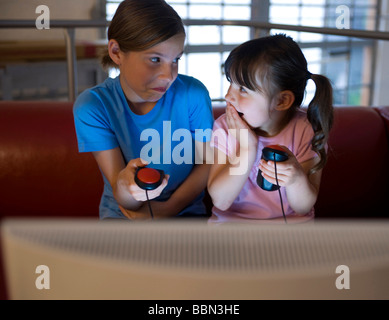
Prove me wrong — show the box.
[224,34,334,174]
[306,73,333,174]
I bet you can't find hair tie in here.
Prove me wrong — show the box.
[306,71,312,80]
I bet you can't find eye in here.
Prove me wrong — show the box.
[239,86,247,93]
[150,57,160,63]
[173,57,181,64]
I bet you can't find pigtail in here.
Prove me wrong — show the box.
[306,73,334,175]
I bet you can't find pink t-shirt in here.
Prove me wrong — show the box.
[209,109,317,224]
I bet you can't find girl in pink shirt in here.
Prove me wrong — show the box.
[208,34,334,224]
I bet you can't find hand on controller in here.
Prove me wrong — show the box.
[118,158,168,203]
[133,165,168,201]
[257,145,289,191]
[134,166,167,220]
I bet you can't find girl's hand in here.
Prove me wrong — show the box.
[258,146,305,187]
[225,103,258,153]
[119,199,171,220]
[116,158,169,202]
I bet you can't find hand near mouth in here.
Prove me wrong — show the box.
[225,104,258,152]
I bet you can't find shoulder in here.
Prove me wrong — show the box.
[173,74,209,94]
[73,77,122,117]
[290,108,314,133]
[168,74,212,121]
[73,87,103,120]
[287,108,317,160]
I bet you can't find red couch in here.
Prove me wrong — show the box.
[1,100,389,299]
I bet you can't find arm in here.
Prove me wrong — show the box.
[207,104,258,211]
[259,149,322,214]
[286,158,322,214]
[92,147,168,212]
[207,149,256,211]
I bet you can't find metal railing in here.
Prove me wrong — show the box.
[1,19,389,101]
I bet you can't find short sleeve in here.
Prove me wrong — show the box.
[187,77,214,142]
[73,90,119,153]
[294,116,318,163]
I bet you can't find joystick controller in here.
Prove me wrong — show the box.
[135,167,165,190]
[257,145,288,191]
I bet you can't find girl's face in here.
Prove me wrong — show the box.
[225,82,276,133]
[118,33,185,109]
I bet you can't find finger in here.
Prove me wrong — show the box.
[145,175,169,199]
[226,106,237,127]
[261,159,290,173]
[260,161,288,180]
[262,171,287,186]
[128,158,149,170]
[130,187,149,201]
[227,105,244,127]
[259,160,277,174]
[135,174,169,201]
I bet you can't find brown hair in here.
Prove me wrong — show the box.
[224,34,334,174]
[101,0,186,69]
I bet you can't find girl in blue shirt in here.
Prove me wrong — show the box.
[73,0,213,220]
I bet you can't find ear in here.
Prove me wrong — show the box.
[108,39,122,67]
[274,90,295,111]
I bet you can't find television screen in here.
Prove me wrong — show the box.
[1,218,389,300]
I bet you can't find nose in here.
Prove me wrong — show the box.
[159,63,176,82]
[225,85,235,104]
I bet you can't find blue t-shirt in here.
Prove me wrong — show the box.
[73,74,214,219]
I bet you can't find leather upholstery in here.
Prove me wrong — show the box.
[1,102,388,218]
[1,101,389,299]
[0,101,102,217]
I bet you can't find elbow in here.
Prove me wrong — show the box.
[207,184,232,211]
[207,178,233,211]
[290,199,317,215]
[293,207,313,216]
[287,185,319,215]
[212,199,231,211]
[208,188,232,211]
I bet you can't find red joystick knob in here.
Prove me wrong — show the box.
[266,144,285,152]
[135,167,165,190]
[137,168,160,184]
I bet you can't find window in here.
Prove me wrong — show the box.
[106,0,380,106]
[269,0,379,106]
[178,0,252,101]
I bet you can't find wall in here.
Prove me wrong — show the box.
[0,0,104,41]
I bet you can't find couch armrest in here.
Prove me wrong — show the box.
[315,107,389,218]
[374,106,389,141]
